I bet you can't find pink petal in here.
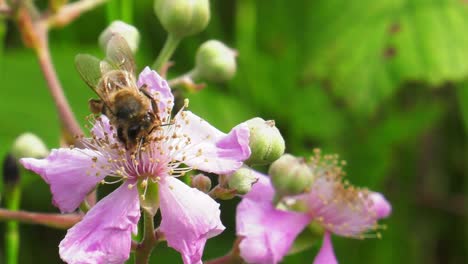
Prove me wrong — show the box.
[91,115,118,145]
[313,232,338,264]
[137,67,174,122]
[172,111,251,174]
[303,177,391,237]
[159,177,225,264]
[59,183,140,264]
[20,148,109,213]
[237,174,311,264]
[369,192,392,219]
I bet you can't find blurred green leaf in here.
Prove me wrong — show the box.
[304,0,468,115]
[456,81,468,134]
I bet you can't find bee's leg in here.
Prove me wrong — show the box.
[88,99,104,114]
[139,85,161,121]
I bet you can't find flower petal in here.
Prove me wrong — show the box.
[159,177,225,264]
[313,232,338,264]
[303,177,391,237]
[171,111,251,174]
[59,183,140,264]
[137,67,174,122]
[20,148,110,213]
[368,192,392,219]
[236,174,311,264]
[91,115,119,145]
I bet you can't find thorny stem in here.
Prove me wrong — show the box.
[135,210,158,264]
[16,2,85,143]
[0,208,82,229]
[152,33,182,72]
[35,37,83,140]
[15,1,107,206]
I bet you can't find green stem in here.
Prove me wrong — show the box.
[135,210,157,264]
[106,0,119,23]
[121,0,132,24]
[152,33,182,72]
[5,185,21,264]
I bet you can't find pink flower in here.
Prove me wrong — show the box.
[236,156,391,264]
[21,67,251,264]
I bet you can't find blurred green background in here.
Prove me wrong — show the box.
[0,0,467,263]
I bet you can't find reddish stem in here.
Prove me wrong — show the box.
[0,208,82,229]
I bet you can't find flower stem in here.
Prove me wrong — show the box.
[35,40,83,142]
[121,0,132,23]
[0,209,82,229]
[205,238,244,264]
[152,33,182,72]
[5,185,21,264]
[46,0,109,28]
[135,210,157,264]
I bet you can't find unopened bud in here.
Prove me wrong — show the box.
[269,154,315,197]
[154,0,210,38]
[99,21,140,53]
[191,174,212,193]
[244,118,285,166]
[3,154,20,186]
[227,166,259,195]
[11,133,49,159]
[194,40,237,83]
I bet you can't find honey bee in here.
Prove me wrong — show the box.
[75,35,161,152]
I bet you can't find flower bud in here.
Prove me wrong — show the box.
[11,133,49,159]
[154,0,210,38]
[3,154,20,186]
[191,174,212,193]
[194,40,237,83]
[99,21,140,53]
[244,118,285,166]
[227,166,259,195]
[269,154,315,197]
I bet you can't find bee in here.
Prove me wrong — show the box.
[75,35,161,152]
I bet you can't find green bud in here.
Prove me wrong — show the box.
[244,118,285,166]
[11,133,48,159]
[194,40,237,83]
[227,166,259,195]
[154,0,210,38]
[99,21,140,53]
[191,174,212,193]
[269,154,315,197]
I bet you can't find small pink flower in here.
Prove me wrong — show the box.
[236,154,391,264]
[21,67,251,264]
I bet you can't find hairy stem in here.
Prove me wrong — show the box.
[0,209,82,229]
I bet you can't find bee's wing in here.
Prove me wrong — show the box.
[103,34,136,75]
[75,54,103,93]
[75,54,114,109]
